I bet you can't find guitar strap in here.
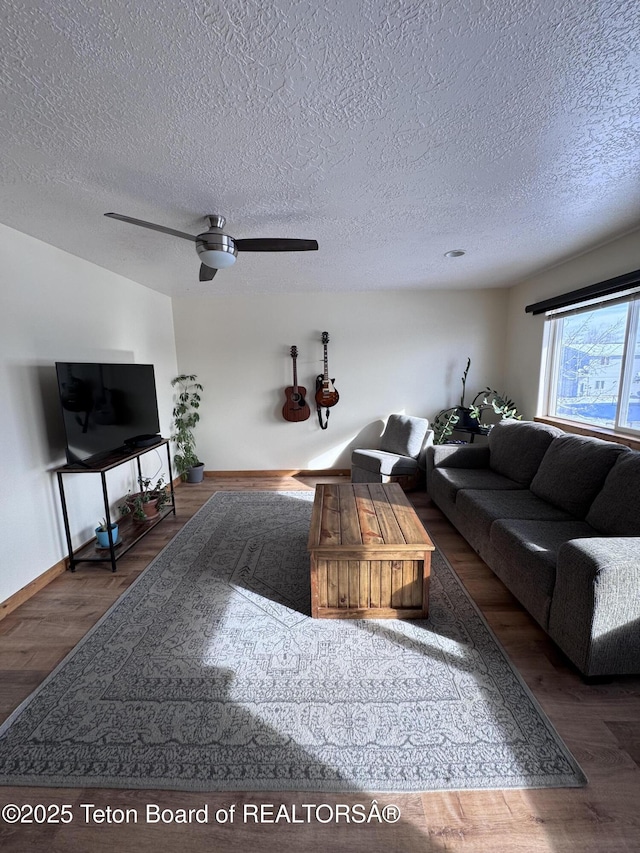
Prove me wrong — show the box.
[317,405,330,430]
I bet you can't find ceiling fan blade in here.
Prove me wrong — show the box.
[199,264,218,281]
[235,238,319,252]
[104,212,198,242]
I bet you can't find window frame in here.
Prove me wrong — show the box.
[616,299,640,433]
[540,292,640,438]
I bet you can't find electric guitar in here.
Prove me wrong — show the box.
[282,345,310,422]
[315,331,339,408]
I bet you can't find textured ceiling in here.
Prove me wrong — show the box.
[1,0,639,296]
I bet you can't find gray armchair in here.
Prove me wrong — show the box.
[351,414,432,490]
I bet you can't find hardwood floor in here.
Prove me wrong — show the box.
[1,476,639,852]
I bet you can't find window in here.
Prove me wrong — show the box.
[542,295,640,434]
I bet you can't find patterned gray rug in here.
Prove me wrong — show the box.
[0,491,585,792]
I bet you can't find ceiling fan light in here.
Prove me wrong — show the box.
[198,248,237,269]
[196,234,237,269]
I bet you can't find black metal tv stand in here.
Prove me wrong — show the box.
[55,438,176,573]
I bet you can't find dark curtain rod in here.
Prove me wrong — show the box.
[525,268,640,315]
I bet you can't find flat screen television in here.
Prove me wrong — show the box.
[55,362,161,465]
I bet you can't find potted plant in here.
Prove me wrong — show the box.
[460,358,483,427]
[95,517,119,548]
[468,388,521,423]
[433,358,521,444]
[433,357,473,444]
[171,374,205,483]
[119,475,170,522]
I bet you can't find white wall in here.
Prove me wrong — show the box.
[0,230,513,606]
[172,289,510,471]
[0,224,178,604]
[504,227,640,417]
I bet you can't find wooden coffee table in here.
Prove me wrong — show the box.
[307,483,434,619]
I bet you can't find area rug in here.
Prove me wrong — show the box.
[0,491,586,792]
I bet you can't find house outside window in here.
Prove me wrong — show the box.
[541,295,640,434]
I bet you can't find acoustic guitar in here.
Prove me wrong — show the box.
[282,345,310,422]
[315,331,339,408]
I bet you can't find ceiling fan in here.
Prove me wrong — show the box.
[104,212,318,281]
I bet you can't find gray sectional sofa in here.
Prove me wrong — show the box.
[427,419,640,678]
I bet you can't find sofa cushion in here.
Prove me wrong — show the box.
[530,434,629,518]
[455,488,572,552]
[586,451,640,534]
[351,448,418,476]
[488,420,563,485]
[457,488,573,524]
[490,518,599,580]
[380,414,429,459]
[429,467,525,507]
[488,518,598,627]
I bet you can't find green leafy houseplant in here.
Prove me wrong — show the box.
[433,358,521,444]
[119,475,169,521]
[171,374,204,481]
[469,388,521,422]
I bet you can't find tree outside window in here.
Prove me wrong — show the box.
[545,298,640,433]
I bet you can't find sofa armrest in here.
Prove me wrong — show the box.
[427,443,491,470]
[549,538,640,677]
[416,429,434,471]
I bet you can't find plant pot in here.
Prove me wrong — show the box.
[457,406,480,431]
[95,524,119,547]
[140,498,160,519]
[186,463,205,484]
[126,493,160,521]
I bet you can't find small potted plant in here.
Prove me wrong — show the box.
[120,475,170,522]
[95,517,119,548]
[171,374,205,483]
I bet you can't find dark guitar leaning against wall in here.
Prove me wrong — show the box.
[282,345,311,422]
